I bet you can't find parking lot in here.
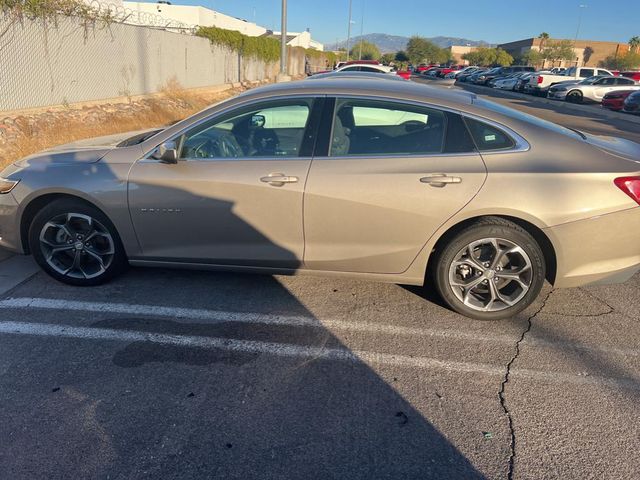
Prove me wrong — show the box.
[1,85,640,479]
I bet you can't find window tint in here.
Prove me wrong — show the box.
[463,117,516,151]
[598,77,615,85]
[616,77,634,85]
[444,112,476,153]
[341,66,360,72]
[597,69,611,76]
[330,99,446,156]
[580,69,594,78]
[179,99,312,159]
[360,66,382,73]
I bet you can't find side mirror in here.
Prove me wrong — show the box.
[153,141,178,164]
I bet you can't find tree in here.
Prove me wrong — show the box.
[520,49,544,67]
[630,36,640,53]
[395,50,409,62]
[349,40,381,61]
[380,53,395,65]
[542,40,576,66]
[538,32,550,49]
[583,46,594,65]
[600,51,640,70]
[406,36,443,65]
[462,47,513,66]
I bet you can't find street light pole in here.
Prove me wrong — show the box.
[574,4,587,43]
[346,0,353,61]
[358,0,364,60]
[280,0,287,76]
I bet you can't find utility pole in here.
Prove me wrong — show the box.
[278,0,290,81]
[574,4,587,43]
[346,0,353,61]
[358,0,364,60]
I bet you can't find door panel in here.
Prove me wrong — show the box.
[303,97,486,274]
[127,97,321,268]
[128,159,310,267]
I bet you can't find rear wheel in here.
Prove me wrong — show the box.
[29,199,128,286]
[432,218,545,320]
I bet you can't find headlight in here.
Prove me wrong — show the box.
[0,179,19,194]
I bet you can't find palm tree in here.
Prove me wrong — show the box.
[630,36,640,53]
[538,32,550,68]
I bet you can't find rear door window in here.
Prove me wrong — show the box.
[330,99,447,156]
[580,69,595,78]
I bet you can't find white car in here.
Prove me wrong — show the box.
[493,73,526,90]
[335,63,394,74]
[547,76,640,103]
[445,66,479,79]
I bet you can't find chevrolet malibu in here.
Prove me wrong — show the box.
[1,79,639,320]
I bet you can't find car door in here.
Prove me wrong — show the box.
[303,97,487,274]
[127,97,322,268]
[592,77,616,100]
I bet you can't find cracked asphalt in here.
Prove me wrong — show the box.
[0,89,639,479]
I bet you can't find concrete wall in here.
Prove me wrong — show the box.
[0,16,319,113]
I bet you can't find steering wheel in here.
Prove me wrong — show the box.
[192,135,241,158]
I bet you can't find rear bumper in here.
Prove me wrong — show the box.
[0,192,23,254]
[546,207,640,288]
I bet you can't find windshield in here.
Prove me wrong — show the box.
[579,76,601,85]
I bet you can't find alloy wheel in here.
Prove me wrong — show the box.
[448,237,533,312]
[39,213,115,280]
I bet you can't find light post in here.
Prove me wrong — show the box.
[346,0,353,61]
[278,0,290,81]
[358,0,365,60]
[574,4,587,43]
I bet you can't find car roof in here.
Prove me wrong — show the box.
[232,77,476,108]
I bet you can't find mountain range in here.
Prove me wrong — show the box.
[328,33,492,53]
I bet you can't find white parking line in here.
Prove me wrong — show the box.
[0,297,514,343]
[0,320,638,390]
[1,297,639,358]
[0,320,504,376]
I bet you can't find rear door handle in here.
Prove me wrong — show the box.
[420,174,462,187]
[260,173,299,187]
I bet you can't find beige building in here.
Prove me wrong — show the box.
[448,45,481,65]
[498,37,630,68]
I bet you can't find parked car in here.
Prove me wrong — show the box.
[515,72,545,93]
[548,75,639,103]
[457,68,487,83]
[623,90,640,113]
[335,63,394,74]
[621,71,640,82]
[436,65,463,77]
[527,66,613,96]
[306,71,406,82]
[493,73,527,90]
[476,66,536,86]
[445,66,479,79]
[335,59,380,70]
[602,90,636,111]
[3,78,640,320]
[471,67,502,84]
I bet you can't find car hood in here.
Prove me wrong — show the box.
[584,133,640,163]
[13,128,161,168]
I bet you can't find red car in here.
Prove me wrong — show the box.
[437,65,463,77]
[621,71,640,82]
[415,63,438,72]
[396,70,411,80]
[602,90,636,111]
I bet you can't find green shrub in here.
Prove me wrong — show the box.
[197,26,280,63]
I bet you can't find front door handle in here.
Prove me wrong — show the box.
[420,174,462,188]
[260,173,299,187]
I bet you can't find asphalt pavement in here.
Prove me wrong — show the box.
[1,86,639,479]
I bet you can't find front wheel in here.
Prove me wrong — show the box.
[29,199,128,286]
[566,90,583,103]
[432,218,545,320]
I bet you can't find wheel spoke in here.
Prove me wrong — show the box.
[84,249,106,271]
[464,245,486,272]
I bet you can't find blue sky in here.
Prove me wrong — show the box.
[178,0,638,46]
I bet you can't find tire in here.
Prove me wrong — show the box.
[431,217,545,320]
[566,90,583,103]
[28,198,128,286]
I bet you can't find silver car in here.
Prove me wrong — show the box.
[1,78,639,320]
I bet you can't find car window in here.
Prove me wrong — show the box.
[597,70,611,76]
[341,66,359,71]
[179,99,313,159]
[580,69,594,78]
[463,117,515,151]
[598,77,616,85]
[360,66,382,73]
[330,99,446,156]
[616,77,634,85]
